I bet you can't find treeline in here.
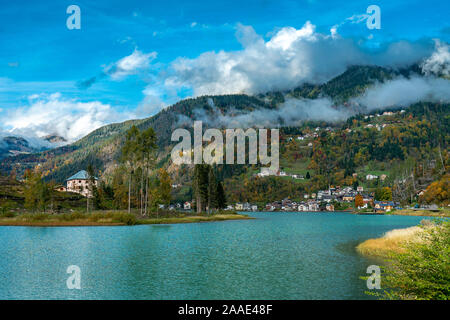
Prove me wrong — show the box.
[192,164,227,213]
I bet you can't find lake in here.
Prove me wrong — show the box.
[0,212,429,299]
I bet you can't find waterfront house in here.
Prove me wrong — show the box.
[325,204,335,211]
[298,203,308,211]
[374,201,395,213]
[235,203,244,211]
[307,201,320,212]
[183,201,191,210]
[251,205,258,212]
[66,170,98,197]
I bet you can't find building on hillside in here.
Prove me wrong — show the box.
[342,194,355,202]
[325,203,335,211]
[66,170,98,197]
[357,186,364,192]
[183,201,191,210]
[257,167,277,177]
[366,174,378,180]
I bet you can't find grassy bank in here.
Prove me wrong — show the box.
[356,225,425,258]
[353,208,450,217]
[386,208,450,217]
[357,221,450,299]
[0,210,251,226]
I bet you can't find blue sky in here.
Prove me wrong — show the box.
[0,0,449,141]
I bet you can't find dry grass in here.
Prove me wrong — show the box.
[389,209,450,217]
[357,226,425,257]
[0,211,251,227]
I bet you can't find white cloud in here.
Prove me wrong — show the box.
[3,93,134,142]
[421,40,450,76]
[162,21,433,97]
[106,49,157,80]
[352,76,450,110]
[184,97,350,128]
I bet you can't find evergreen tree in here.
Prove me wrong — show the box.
[158,168,172,209]
[193,164,209,213]
[216,182,227,209]
[207,166,218,213]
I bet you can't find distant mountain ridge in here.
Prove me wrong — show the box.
[0,64,434,182]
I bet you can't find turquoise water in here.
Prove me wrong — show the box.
[0,212,429,299]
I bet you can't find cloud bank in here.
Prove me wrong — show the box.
[162,21,433,97]
[352,76,450,110]
[3,93,133,143]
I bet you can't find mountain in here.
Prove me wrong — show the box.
[0,136,42,159]
[0,134,68,161]
[42,134,67,144]
[0,64,445,186]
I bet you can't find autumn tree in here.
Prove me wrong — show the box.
[354,194,364,208]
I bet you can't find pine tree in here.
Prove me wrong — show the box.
[216,182,227,209]
[193,164,209,213]
[207,166,218,213]
[158,168,172,209]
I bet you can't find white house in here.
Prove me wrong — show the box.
[66,170,98,197]
[366,174,378,180]
[257,167,277,177]
[298,203,308,211]
[183,202,191,210]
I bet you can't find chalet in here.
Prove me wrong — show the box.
[308,201,320,212]
[374,201,395,213]
[66,170,98,197]
[298,203,308,212]
[342,194,354,202]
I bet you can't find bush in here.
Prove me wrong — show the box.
[112,212,137,225]
[379,221,450,300]
[0,211,16,218]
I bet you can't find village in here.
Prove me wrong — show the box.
[57,170,399,214]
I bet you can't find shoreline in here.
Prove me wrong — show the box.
[353,208,449,217]
[356,225,426,258]
[0,213,252,227]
